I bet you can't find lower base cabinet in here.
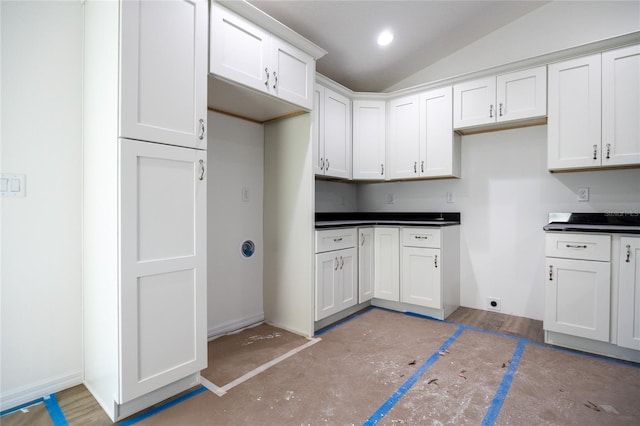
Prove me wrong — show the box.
[358,228,374,303]
[618,237,640,351]
[374,227,400,301]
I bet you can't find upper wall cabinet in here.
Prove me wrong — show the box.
[548,45,640,171]
[453,66,547,132]
[120,0,208,149]
[210,2,315,111]
[313,84,352,179]
[352,100,386,180]
[387,95,420,179]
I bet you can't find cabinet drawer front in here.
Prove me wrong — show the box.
[402,227,441,248]
[545,233,610,261]
[316,228,357,252]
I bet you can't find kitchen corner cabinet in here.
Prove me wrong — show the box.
[352,100,386,180]
[548,44,640,170]
[313,84,352,179]
[618,237,640,350]
[120,0,208,149]
[453,66,546,131]
[315,229,357,321]
[210,2,314,110]
[358,228,374,303]
[83,0,208,421]
[374,227,400,301]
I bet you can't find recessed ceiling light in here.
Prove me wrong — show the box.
[377,30,394,47]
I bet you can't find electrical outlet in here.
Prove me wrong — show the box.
[577,187,589,201]
[488,297,501,312]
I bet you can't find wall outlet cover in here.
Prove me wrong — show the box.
[488,297,501,312]
[577,187,589,201]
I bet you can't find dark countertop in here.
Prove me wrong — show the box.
[315,212,461,229]
[543,212,640,234]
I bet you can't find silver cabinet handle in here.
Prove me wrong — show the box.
[489,104,494,118]
[339,256,344,269]
[499,103,503,117]
[361,233,365,246]
[326,159,330,170]
[198,119,205,140]
[421,161,424,173]
[626,244,632,263]
[606,143,611,160]
[264,67,269,87]
[549,265,553,281]
[415,235,428,240]
[413,161,417,173]
[272,71,278,90]
[199,159,205,181]
[434,255,438,268]
[380,164,384,175]
[593,144,598,160]
[334,257,339,271]
[320,158,325,171]
[566,244,587,249]
[333,237,343,242]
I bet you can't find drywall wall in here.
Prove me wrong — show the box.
[388,1,640,91]
[0,1,83,409]
[358,126,640,320]
[207,112,265,337]
[315,180,358,212]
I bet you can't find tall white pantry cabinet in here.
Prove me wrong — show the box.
[83,0,208,421]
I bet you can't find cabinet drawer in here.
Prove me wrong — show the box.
[316,228,357,253]
[402,227,441,248]
[545,233,610,261]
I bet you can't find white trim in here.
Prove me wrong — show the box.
[207,313,265,340]
[0,371,82,412]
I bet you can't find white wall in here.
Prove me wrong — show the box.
[207,112,265,337]
[388,1,640,91]
[358,126,640,320]
[315,180,358,212]
[0,1,83,409]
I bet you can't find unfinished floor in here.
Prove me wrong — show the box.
[3,307,639,425]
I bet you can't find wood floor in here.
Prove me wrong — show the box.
[0,307,596,425]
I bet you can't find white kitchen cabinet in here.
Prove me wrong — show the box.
[419,87,461,178]
[548,45,640,170]
[602,45,640,166]
[358,228,374,303]
[210,2,314,110]
[120,139,207,402]
[453,66,546,130]
[120,0,207,149]
[313,84,352,179]
[315,229,357,321]
[618,237,640,350]
[544,233,611,342]
[387,95,420,179]
[352,100,386,180]
[402,246,441,309]
[374,227,400,302]
[83,1,208,420]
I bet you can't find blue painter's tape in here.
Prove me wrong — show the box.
[481,339,527,426]
[363,325,466,426]
[44,394,68,426]
[0,397,44,417]
[120,386,207,426]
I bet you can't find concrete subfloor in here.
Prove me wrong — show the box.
[2,307,639,425]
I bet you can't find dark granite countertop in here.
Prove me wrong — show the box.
[543,212,640,234]
[315,212,461,229]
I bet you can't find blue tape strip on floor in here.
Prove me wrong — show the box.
[481,339,527,426]
[120,386,207,425]
[44,394,68,426]
[0,397,44,417]
[363,325,466,426]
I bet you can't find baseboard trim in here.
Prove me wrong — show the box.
[207,313,265,340]
[0,371,82,412]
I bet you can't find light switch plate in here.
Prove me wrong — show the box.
[1,174,26,197]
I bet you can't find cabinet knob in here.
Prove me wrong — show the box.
[626,244,632,263]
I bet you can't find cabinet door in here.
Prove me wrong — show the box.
[419,87,460,178]
[374,228,400,301]
[120,0,208,149]
[353,100,386,180]
[358,228,374,303]
[271,37,314,110]
[323,88,352,179]
[210,3,270,95]
[312,84,325,175]
[544,258,610,342]
[337,248,358,311]
[602,45,640,167]
[388,95,420,179]
[315,251,338,321]
[402,247,441,309]
[119,139,207,402]
[618,237,640,350]
[496,66,547,123]
[453,76,496,129]
[548,54,602,170]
